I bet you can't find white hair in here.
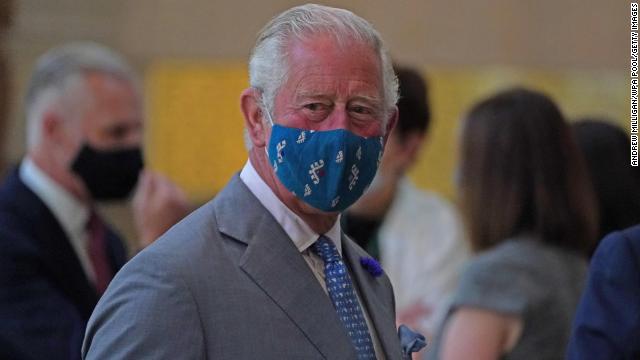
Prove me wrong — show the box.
[245,3,399,149]
[25,41,138,149]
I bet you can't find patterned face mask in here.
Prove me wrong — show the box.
[266,122,384,212]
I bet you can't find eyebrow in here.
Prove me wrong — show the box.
[349,95,383,105]
[294,91,383,105]
[294,90,330,101]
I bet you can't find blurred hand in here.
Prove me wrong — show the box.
[398,301,432,336]
[132,170,190,249]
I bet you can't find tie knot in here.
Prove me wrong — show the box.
[311,235,341,264]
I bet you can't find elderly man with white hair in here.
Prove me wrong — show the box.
[83,4,414,359]
[0,42,189,360]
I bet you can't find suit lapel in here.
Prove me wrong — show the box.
[215,175,356,359]
[7,171,99,320]
[342,236,403,360]
[35,207,99,320]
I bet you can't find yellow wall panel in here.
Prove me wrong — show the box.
[145,61,249,201]
[145,61,626,203]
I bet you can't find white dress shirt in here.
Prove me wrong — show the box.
[239,160,385,359]
[20,157,95,282]
[378,178,469,339]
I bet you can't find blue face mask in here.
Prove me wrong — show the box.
[267,122,384,212]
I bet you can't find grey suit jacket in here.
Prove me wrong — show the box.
[82,175,403,359]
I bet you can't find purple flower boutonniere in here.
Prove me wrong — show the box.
[360,256,383,277]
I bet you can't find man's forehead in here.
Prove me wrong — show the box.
[83,73,138,109]
[292,77,383,101]
[81,72,141,119]
[84,71,137,97]
[286,33,378,63]
[284,37,383,92]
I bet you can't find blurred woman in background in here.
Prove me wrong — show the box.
[427,88,598,360]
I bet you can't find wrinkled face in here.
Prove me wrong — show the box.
[268,34,386,139]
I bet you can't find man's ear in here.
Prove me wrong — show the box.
[240,88,268,148]
[41,111,64,143]
[382,106,399,146]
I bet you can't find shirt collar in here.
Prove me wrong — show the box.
[20,157,90,239]
[239,160,342,255]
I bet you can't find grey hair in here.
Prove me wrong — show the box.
[248,3,399,125]
[25,41,138,149]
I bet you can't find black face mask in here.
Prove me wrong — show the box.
[71,144,144,201]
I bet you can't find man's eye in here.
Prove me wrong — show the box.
[304,103,324,111]
[351,106,371,114]
[109,125,129,139]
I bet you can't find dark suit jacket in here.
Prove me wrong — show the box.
[83,175,403,359]
[0,169,127,360]
[567,224,640,359]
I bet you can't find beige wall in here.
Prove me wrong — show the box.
[116,0,627,69]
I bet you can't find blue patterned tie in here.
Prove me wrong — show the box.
[312,235,377,359]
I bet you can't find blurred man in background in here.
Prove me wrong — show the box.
[0,42,189,360]
[343,66,469,339]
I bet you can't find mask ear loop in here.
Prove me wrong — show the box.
[259,90,274,127]
[263,106,274,127]
[260,93,274,157]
